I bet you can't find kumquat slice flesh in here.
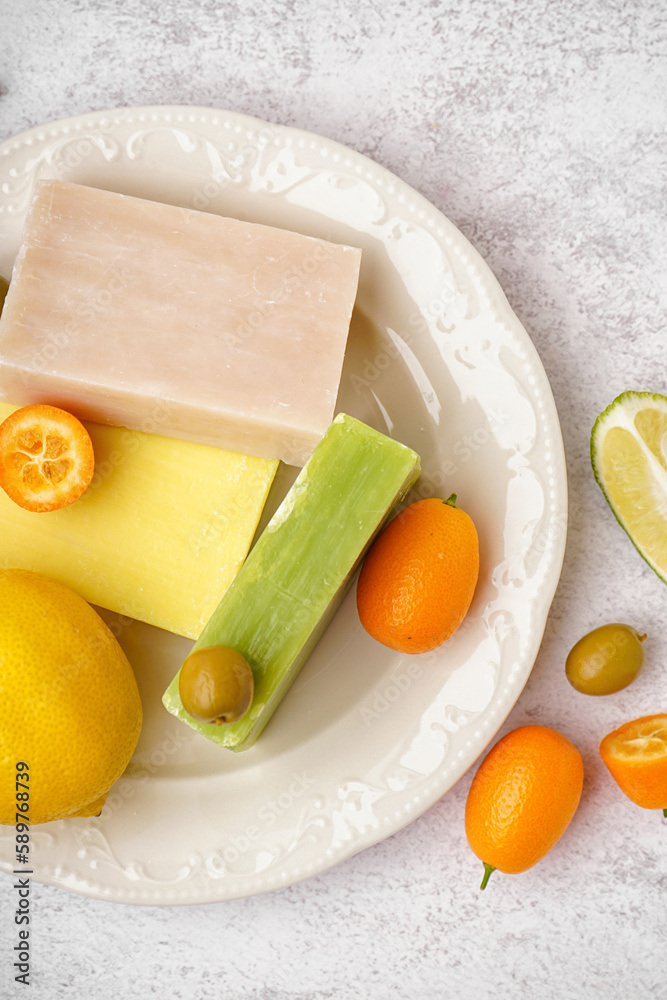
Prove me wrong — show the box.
[599,714,667,816]
[0,404,95,513]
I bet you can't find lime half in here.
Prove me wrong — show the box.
[591,391,667,584]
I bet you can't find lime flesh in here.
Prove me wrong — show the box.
[591,391,667,584]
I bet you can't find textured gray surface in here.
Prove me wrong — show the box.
[1,1,667,998]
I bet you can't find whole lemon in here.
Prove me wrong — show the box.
[0,569,142,825]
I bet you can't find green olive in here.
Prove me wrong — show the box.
[179,645,254,724]
[565,623,646,695]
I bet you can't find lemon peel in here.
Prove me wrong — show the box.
[0,569,142,825]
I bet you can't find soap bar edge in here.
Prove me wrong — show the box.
[161,414,421,749]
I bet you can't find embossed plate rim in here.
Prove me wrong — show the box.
[0,105,567,904]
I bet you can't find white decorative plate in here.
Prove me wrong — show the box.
[0,106,567,904]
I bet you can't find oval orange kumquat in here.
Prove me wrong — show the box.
[356,494,479,654]
[465,725,584,889]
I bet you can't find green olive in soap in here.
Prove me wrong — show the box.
[179,645,254,724]
[565,623,646,695]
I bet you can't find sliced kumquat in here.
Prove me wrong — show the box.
[599,714,667,816]
[0,404,95,512]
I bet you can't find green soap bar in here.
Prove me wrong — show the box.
[162,413,421,751]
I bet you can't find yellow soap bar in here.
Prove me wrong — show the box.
[0,403,278,638]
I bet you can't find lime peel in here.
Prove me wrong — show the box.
[591,391,667,585]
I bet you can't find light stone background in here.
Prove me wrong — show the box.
[1,1,666,998]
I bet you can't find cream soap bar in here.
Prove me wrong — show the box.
[162,414,421,751]
[0,180,362,466]
[0,402,278,639]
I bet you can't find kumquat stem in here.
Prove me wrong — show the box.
[480,863,496,890]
